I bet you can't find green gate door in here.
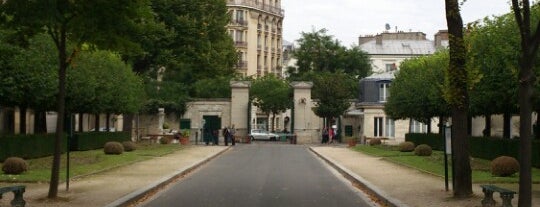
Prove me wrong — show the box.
[203,116,221,144]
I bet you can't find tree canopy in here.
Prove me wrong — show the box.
[250,75,292,131]
[288,28,371,80]
[384,51,450,125]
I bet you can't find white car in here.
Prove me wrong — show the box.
[249,129,279,141]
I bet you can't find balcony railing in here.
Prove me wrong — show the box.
[231,19,248,26]
[235,41,248,48]
[227,0,284,17]
[236,61,248,69]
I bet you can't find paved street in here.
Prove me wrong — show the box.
[139,143,375,207]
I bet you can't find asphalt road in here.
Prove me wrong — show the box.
[139,143,375,207]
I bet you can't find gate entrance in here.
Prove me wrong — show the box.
[202,116,221,144]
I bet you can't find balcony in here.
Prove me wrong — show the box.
[231,19,248,27]
[235,41,248,48]
[236,61,248,70]
[227,0,284,17]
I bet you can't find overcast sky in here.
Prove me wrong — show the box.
[281,0,513,47]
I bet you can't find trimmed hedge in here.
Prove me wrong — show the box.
[406,133,540,168]
[0,134,67,161]
[405,133,444,151]
[70,132,131,151]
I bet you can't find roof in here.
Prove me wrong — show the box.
[360,39,436,55]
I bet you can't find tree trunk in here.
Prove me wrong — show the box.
[271,113,276,132]
[48,26,68,199]
[511,1,540,205]
[94,113,100,131]
[503,112,511,139]
[123,114,133,135]
[427,120,432,134]
[439,116,444,135]
[34,110,47,134]
[483,115,491,137]
[445,0,473,198]
[106,113,111,131]
[19,107,27,134]
[78,113,84,132]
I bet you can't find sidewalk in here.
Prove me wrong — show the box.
[0,145,229,207]
[311,145,539,207]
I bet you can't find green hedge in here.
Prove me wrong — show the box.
[0,134,67,161]
[405,133,444,150]
[406,133,540,167]
[70,131,131,151]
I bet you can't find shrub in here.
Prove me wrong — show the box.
[159,136,171,145]
[369,138,382,146]
[103,142,124,155]
[122,141,136,152]
[414,144,432,156]
[491,156,520,177]
[399,141,415,152]
[2,157,28,175]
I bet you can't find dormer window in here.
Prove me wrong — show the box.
[379,82,391,102]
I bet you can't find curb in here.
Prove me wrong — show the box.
[104,146,232,207]
[309,147,409,207]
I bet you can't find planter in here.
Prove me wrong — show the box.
[347,139,357,147]
[180,137,189,145]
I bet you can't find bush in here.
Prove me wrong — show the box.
[122,141,136,152]
[71,132,131,151]
[0,134,67,161]
[103,142,124,155]
[414,144,433,156]
[2,157,28,175]
[399,141,415,152]
[160,136,171,144]
[491,156,520,177]
[369,138,382,146]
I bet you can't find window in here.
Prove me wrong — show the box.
[410,120,427,133]
[379,83,390,102]
[235,30,243,42]
[385,118,395,138]
[235,10,244,22]
[385,63,397,72]
[374,117,383,137]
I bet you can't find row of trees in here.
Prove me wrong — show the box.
[387,1,539,205]
[0,0,237,198]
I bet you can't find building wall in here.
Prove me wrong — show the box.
[227,0,284,77]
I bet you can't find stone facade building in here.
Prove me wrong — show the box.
[226,0,284,78]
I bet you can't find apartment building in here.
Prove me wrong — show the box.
[226,0,284,78]
[355,30,448,143]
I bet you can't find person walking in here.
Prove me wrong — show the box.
[328,127,334,144]
[321,127,329,144]
[230,125,236,146]
[223,126,230,146]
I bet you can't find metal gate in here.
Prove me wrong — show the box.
[202,116,221,144]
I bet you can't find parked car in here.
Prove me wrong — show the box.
[249,129,279,141]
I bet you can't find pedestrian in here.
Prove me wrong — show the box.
[212,129,219,145]
[205,128,210,145]
[230,125,236,146]
[223,126,230,146]
[329,127,334,144]
[321,127,329,144]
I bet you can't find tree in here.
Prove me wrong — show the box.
[444,0,473,198]
[384,51,450,131]
[510,1,540,206]
[467,14,520,138]
[250,75,292,131]
[311,71,356,129]
[0,0,153,198]
[0,32,57,134]
[290,28,371,79]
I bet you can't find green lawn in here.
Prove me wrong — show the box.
[353,145,540,183]
[0,143,183,183]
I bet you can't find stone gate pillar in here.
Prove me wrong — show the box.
[291,82,319,144]
[230,81,251,139]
